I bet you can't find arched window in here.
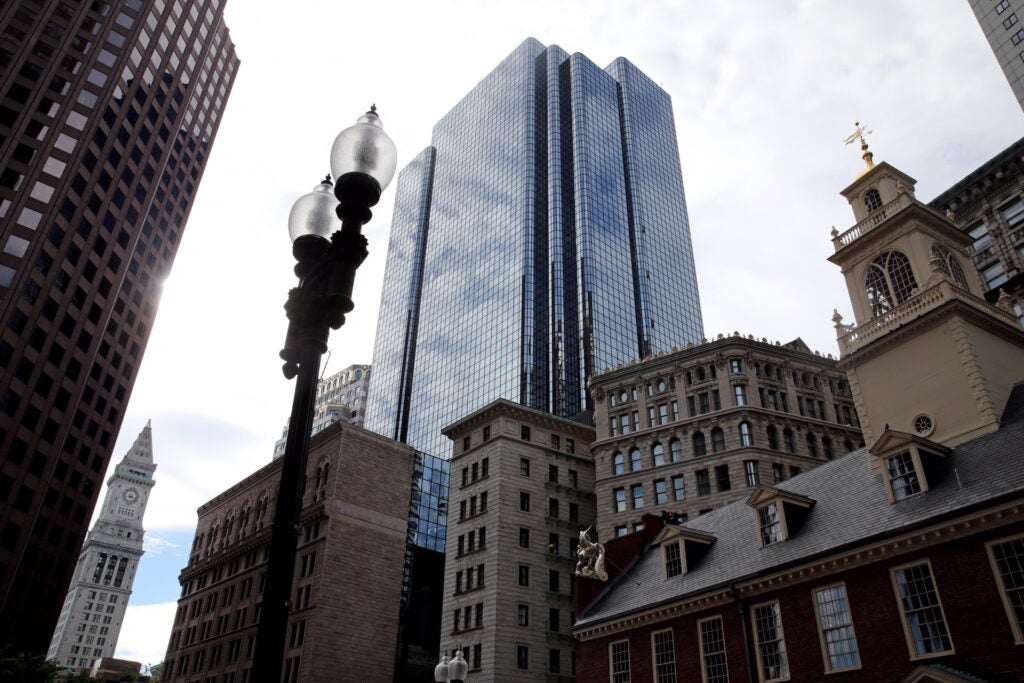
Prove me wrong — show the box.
[652,442,666,467]
[693,431,706,457]
[931,243,970,290]
[783,428,796,454]
[822,436,834,460]
[806,433,819,458]
[630,448,642,471]
[612,452,625,475]
[766,425,779,450]
[864,188,882,212]
[739,421,754,447]
[669,438,683,462]
[865,251,918,317]
[711,427,726,453]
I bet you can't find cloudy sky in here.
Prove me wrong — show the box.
[108,0,1023,666]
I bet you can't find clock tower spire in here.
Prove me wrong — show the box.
[46,422,157,673]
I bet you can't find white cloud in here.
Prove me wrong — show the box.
[114,602,178,669]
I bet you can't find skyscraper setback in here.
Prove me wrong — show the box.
[365,38,703,457]
[0,1,237,652]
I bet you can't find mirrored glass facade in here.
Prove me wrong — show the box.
[366,38,703,458]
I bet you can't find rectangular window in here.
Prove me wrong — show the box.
[549,648,560,674]
[671,400,679,421]
[632,484,644,509]
[734,384,747,406]
[1005,13,1018,29]
[517,604,529,627]
[614,488,626,513]
[518,565,529,586]
[753,601,789,682]
[696,470,711,496]
[569,502,579,522]
[521,425,530,440]
[566,438,575,454]
[759,504,783,545]
[715,465,731,492]
[663,541,682,578]
[699,616,729,683]
[745,460,760,487]
[672,475,685,501]
[988,535,1024,642]
[517,645,528,670]
[548,464,558,483]
[813,583,860,672]
[730,358,743,373]
[885,452,921,500]
[549,607,559,632]
[652,629,676,683]
[654,479,668,504]
[520,492,530,512]
[519,528,529,548]
[549,569,559,593]
[548,498,559,518]
[892,560,953,657]
[610,640,630,683]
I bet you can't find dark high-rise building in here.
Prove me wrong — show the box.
[365,38,704,458]
[0,1,237,652]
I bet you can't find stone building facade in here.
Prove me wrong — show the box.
[589,337,863,540]
[161,423,418,683]
[929,135,1024,327]
[440,400,596,681]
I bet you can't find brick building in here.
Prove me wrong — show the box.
[440,400,596,681]
[161,422,428,682]
[571,149,1024,681]
[589,336,862,540]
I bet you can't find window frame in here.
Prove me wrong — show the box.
[609,639,630,683]
[890,559,954,659]
[663,541,682,578]
[987,533,1024,644]
[651,628,677,683]
[751,599,790,682]
[697,615,729,683]
[811,582,861,673]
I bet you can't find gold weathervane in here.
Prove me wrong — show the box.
[844,121,874,171]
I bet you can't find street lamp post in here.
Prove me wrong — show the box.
[251,107,396,683]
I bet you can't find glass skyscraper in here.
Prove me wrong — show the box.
[366,38,703,457]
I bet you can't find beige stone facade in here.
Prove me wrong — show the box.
[831,156,1024,447]
[440,400,596,682]
[162,423,416,683]
[588,337,862,541]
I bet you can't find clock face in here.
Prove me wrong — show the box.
[123,488,139,505]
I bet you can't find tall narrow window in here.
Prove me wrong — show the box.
[610,640,630,683]
[758,504,783,546]
[745,460,760,486]
[892,561,952,657]
[652,442,665,466]
[654,479,668,505]
[693,432,707,457]
[614,488,626,513]
[672,475,685,501]
[630,448,642,471]
[885,452,921,500]
[632,484,644,509]
[753,601,789,682]
[813,583,860,672]
[740,421,754,447]
[613,452,625,475]
[988,535,1024,642]
[734,384,747,406]
[711,428,725,453]
[669,438,682,462]
[864,188,882,212]
[696,469,711,496]
[699,616,729,683]
[663,541,682,578]
[931,243,970,290]
[652,629,676,683]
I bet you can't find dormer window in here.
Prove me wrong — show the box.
[759,504,783,545]
[885,452,921,500]
[655,526,716,578]
[747,487,816,548]
[869,430,950,504]
[864,188,882,212]
[664,541,682,578]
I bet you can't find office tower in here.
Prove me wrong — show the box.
[440,400,596,681]
[47,422,156,673]
[929,135,1024,326]
[588,335,863,540]
[0,1,237,651]
[162,422,448,683]
[272,364,371,459]
[365,38,704,458]
[968,0,1024,112]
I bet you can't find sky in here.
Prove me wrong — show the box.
[106,0,1024,667]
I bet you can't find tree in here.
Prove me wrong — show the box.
[0,649,61,683]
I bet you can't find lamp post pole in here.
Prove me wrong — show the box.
[251,107,396,683]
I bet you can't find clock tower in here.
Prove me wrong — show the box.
[46,422,157,673]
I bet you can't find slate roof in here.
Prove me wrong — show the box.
[574,383,1024,630]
